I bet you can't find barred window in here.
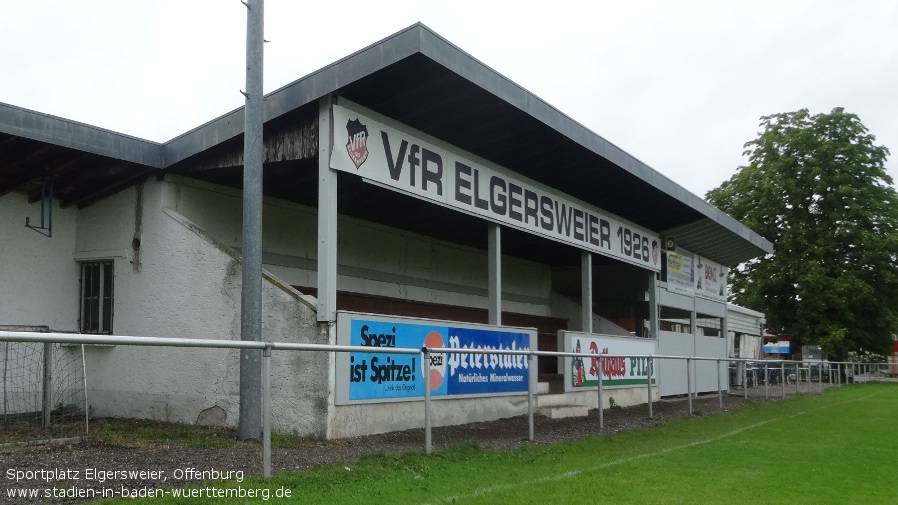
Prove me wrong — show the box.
[80,261,114,334]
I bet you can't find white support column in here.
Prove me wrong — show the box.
[488,223,501,325]
[581,251,593,333]
[317,96,337,322]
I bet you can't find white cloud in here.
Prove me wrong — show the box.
[2,0,896,197]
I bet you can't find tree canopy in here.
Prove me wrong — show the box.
[706,109,898,358]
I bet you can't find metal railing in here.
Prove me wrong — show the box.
[0,330,891,478]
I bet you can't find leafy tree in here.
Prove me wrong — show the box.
[707,109,898,359]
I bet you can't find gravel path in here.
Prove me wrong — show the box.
[1,393,756,504]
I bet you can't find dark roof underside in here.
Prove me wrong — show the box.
[0,23,771,268]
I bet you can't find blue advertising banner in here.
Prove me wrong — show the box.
[347,319,447,401]
[445,327,529,395]
[336,312,533,404]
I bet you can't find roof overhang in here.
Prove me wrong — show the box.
[0,23,772,266]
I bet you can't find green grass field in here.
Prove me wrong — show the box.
[97,384,897,504]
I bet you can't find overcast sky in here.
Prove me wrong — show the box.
[2,0,896,199]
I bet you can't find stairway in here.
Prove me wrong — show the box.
[535,378,590,419]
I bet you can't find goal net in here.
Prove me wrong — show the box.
[0,326,88,445]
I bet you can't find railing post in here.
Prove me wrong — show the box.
[780,361,786,398]
[764,361,769,400]
[717,359,722,409]
[262,344,272,479]
[647,357,653,419]
[423,347,432,454]
[597,355,604,429]
[742,359,748,400]
[81,344,89,437]
[527,352,535,442]
[818,361,823,390]
[687,357,693,416]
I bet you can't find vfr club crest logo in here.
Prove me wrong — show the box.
[345,118,369,169]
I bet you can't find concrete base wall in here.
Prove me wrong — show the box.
[329,394,531,439]
[571,386,659,410]
[328,386,658,439]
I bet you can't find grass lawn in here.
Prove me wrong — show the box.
[93,383,897,504]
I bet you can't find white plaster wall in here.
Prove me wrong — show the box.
[76,180,325,436]
[549,292,632,336]
[0,193,79,331]
[166,177,552,316]
[74,177,559,439]
[1,194,85,415]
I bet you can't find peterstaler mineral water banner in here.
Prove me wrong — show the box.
[335,312,533,404]
[562,331,657,391]
[331,98,662,272]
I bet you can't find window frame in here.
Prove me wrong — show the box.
[79,260,114,334]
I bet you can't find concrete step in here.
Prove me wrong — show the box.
[536,381,550,394]
[536,393,576,408]
[538,405,590,419]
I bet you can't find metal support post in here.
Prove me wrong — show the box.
[238,0,265,441]
[81,344,89,436]
[780,361,786,398]
[581,251,593,333]
[527,353,535,441]
[262,345,272,478]
[424,348,432,454]
[717,359,722,409]
[487,224,502,325]
[764,361,769,400]
[687,357,693,415]
[597,355,604,429]
[742,360,748,399]
[647,357,653,418]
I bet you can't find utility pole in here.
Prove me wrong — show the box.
[238,0,264,440]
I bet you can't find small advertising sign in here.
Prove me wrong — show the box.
[763,341,791,355]
[336,312,534,404]
[694,255,728,301]
[562,332,657,391]
[665,251,694,296]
